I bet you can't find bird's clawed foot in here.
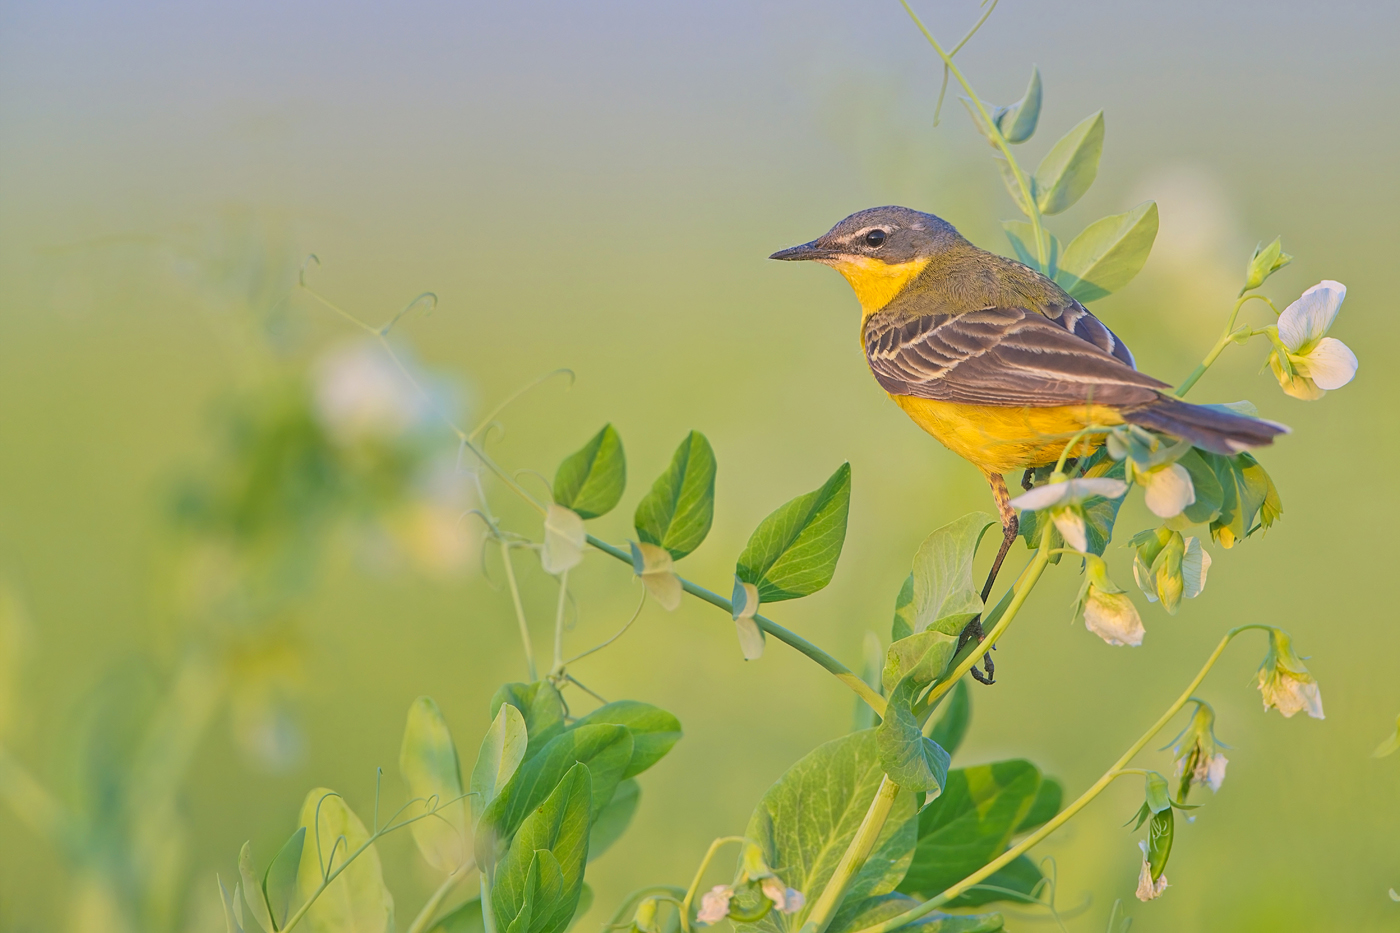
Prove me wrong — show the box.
[957,616,996,685]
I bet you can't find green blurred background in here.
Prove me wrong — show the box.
[2,0,1398,929]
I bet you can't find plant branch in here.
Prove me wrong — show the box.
[1175,294,1277,397]
[499,539,537,681]
[901,0,1048,271]
[585,535,886,716]
[405,864,472,933]
[800,776,902,933]
[849,625,1271,933]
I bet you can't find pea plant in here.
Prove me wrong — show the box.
[217,4,1357,933]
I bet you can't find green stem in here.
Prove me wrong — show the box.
[901,0,1048,272]
[679,836,749,933]
[480,872,499,933]
[1175,294,1276,397]
[850,625,1269,933]
[922,530,1051,711]
[553,569,570,671]
[585,535,885,716]
[800,777,902,933]
[499,539,537,682]
[405,866,471,933]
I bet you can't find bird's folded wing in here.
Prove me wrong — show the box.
[864,306,1169,407]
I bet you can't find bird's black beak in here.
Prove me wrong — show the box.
[769,239,836,261]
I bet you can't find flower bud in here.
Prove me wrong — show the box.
[1257,629,1324,719]
[1242,236,1292,292]
[1130,529,1211,615]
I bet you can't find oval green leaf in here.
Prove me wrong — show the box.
[877,678,951,795]
[994,66,1042,144]
[400,696,470,873]
[1055,201,1159,303]
[490,681,566,762]
[263,827,305,931]
[736,463,852,603]
[294,789,394,933]
[911,512,996,637]
[570,701,682,779]
[1033,111,1104,215]
[1001,221,1059,277]
[737,730,917,933]
[472,703,528,821]
[492,764,593,933]
[634,431,717,560]
[897,760,1044,903]
[553,425,626,519]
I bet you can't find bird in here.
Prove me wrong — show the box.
[770,206,1286,679]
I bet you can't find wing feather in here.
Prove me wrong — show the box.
[864,306,1166,407]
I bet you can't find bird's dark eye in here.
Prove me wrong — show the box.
[865,229,887,248]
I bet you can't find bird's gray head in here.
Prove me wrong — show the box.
[769,206,967,265]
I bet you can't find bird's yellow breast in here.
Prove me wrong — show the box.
[825,256,931,315]
[892,395,1122,475]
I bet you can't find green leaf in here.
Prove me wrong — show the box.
[570,701,682,779]
[829,894,1004,933]
[239,842,274,933]
[493,764,592,933]
[483,724,633,849]
[882,631,958,695]
[491,681,566,761]
[294,789,394,933]
[891,574,915,641]
[897,761,1043,902]
[993,66,1042,144]
[878,678,952,795]
[472,703,528,821]
[910,513,996,636]
[263,827,305,931]
[1015,777,1062,834]
[553,425,626,519]
[219,877,246,933]
[400,697,470,872]
[927,680,971,759]
[1175,449,1224,525]
[943,855,1045,909]
[429,898,485,933]
[737,731,917,933]
[1054,202,1159,303]
[1033,112,1104,215]
[735,463,851,603]
[1001,221,1059,277]
[587,777,640,861]
[634,431,717,560]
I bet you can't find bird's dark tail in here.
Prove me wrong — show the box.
[1125,397,1288,456]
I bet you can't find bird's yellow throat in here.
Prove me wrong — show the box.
[825,256,930,316]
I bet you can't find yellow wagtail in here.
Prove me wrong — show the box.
[772,206,1285,676]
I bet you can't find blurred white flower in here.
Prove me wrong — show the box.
[759,877,805,914]
[1257,630,1324,719]
[1010,477,1128,553]
[541,504,586,575]
[313,340,431,443]
[1135,841,1168,901]
[696,886,733,925]
[630,542,682,610]
[1268,281,1358,400]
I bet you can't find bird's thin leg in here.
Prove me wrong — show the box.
[1021,468,1035,491]
[957,473,1019,686]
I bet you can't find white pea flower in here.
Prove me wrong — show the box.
[1166,701,1229,800]
[759,878,805,914]
[696,886,734,925]
[1137,463,1196,519]
[1009,477,1129,553]
[1257,629,1324,719]
[1135,841,1169,901]
[1074,555,1144,647]
[313,340,432,443]
[1268,280,1358,400]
